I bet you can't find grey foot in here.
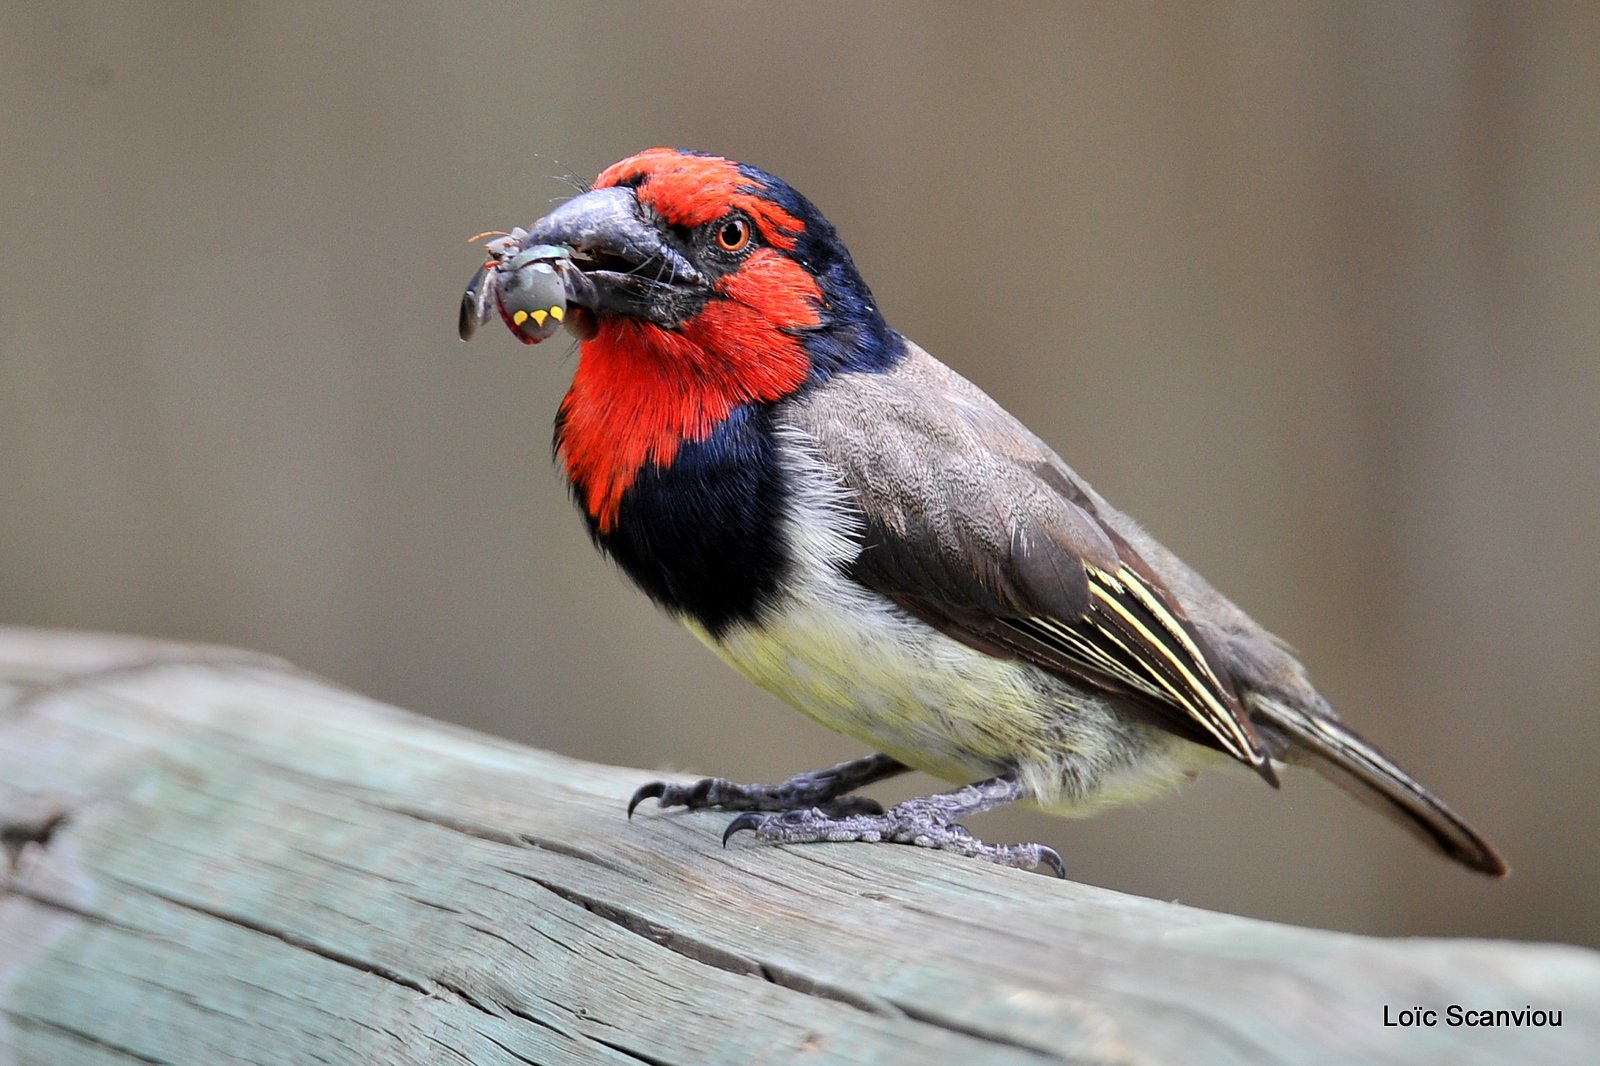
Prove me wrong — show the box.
[721,776,1066,877]
[628,753,907,817]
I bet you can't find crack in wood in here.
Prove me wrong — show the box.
[0,810,68,866]
[894,1003,1079,1063]
[370,798,636,879]
[422,1033,478,1065]
[2,1010,172,1064]
[589,1034,674,1066]
[432,977,511,1021]
[107,876,432,996]
[514,871,902,1019]
[362,799,531,848]
[2,885,155,939]
[398,890,467,915]
[433,971,673,1066]
[473,1030,543,1066]
[519,834,633,877]
[461,920,543,967]
[511,853,1083,1060]
[14,875,643,1063]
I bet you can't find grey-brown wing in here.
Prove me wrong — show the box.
[788,345,1276,783]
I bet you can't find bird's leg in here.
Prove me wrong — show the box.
[722,774,1065,876]
[628,753,908,818]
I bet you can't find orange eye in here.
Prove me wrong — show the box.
[715,216,751,253]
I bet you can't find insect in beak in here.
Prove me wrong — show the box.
[458,231,576,344]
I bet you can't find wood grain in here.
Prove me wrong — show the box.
[1,627,1594,1065]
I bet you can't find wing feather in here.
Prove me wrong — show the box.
[788,343,1276,782]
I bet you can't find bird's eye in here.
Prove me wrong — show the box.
[714,216,751,253]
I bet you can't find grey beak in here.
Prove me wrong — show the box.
[524,186,702,286]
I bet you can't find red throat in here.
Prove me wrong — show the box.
[557,249,822,532]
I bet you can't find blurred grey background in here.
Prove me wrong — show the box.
[3,3,1596,948]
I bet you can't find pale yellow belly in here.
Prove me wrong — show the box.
[688,580,1207,813]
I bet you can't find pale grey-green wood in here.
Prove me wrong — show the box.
[1,628,1594,1066]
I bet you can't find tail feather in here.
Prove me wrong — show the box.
[1256,698,1509,877]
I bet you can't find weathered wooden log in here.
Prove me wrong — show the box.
[0,627,1594,1065]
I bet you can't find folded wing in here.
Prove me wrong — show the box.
[789,344,1277,784]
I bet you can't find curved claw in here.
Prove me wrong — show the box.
[627,781,666,819]
[1037,846,1067,878]
[722,812,766,847]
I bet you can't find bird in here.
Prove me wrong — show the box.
[462,147,1508,878]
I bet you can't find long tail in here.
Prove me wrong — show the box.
[1254,697,1509,877]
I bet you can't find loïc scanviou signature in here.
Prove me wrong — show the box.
[1384,1004,1563,1028]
